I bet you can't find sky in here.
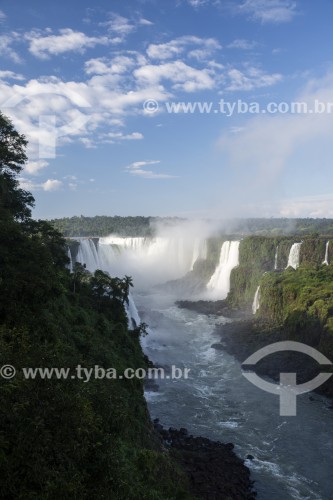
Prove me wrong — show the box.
[1,0,333,219]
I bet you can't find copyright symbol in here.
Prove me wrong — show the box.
[0,365,16,379]
[143,99,159,113]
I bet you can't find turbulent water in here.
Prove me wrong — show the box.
[72,236,333,500]
[139,292,333,500]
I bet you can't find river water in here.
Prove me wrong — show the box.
[137,290,333,500]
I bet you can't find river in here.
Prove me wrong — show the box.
[137,290,333,500]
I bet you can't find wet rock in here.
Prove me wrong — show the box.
[153,422,256,499]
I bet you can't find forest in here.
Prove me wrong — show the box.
[0,112,192,498]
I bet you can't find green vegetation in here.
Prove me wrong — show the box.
[50,215,185,237]
[0,112,191,499]
[225,236,331,310]
[258,266,333,358]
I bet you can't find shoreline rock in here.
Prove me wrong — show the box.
[153,420,256,499]
[176,299,249,319]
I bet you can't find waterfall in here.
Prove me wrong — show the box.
[274,246,279,270]
[190,238,208,270]
[66,247,73,273]
[125,294,141,330]
[252,286,260,314]
[206,241,240,299]
[323,241,330,265]
[286,243,302,270]
[76,238,101,272]
[73,235,208,286]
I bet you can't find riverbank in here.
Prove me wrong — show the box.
[176,300,333,401]
[153,421,256,499]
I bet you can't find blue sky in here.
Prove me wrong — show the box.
[1,0,333,219]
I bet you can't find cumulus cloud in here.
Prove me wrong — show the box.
[26,28,109,59]
[84,55,138,75]
[226,66,282,91]
[102,13,135,43]
[0,70,25,80]
[43,179,62,191]
[19,178,62,191]
[0,34,22,63]
[147,36,220,61]
[238,0,297,24]
[25,160,49,175]
[134,60,215,92]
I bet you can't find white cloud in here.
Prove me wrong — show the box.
[130,160,160,168]
[227,39,257,50]
[25,160,49,175]
[0,70,25,81]
[134,60,215,92]
[147,36,220,61]
[186,0,210,7]
[42,179,62,191]
[139,18,153,26]
[26,28,109,59]
[0,10,6,22]
[107,131,144,142]
[19,177,62,191]
[103,13,134,42]
[0,34,22,63]
[126,160,176,179]
[277,194,333,218]
[238,0,297,24]
[85,55,137,75]
[226,66,282,91]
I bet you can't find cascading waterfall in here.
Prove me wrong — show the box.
[286,242,302,270]
[206,241,240,299]
[125,294,141,330]
[76,238,101,272]
[190,238,207,270]
[274,246,279,270]
[66,247,73,272]
[73,235,208,287]
[252,286,260,314]
[323,241,330,265]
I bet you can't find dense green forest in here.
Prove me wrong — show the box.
[50,215,185,237]
[0,112,191,498]
[50,215,333,238]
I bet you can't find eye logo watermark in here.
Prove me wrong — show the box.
[2,89,91,159]
[242,341,332,416]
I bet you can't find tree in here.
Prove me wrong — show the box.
[121,275,133,305]
[0,112,34,220]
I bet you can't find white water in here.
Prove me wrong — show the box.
[76,238,101,271]
[323,241,329,266]
[73,235,207,287]
[66,247,73,272]
[206,241,240,299]
[274,246,279,270]
[286,243,302,270]
[125,294,141,329]
[252,286,260,314]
